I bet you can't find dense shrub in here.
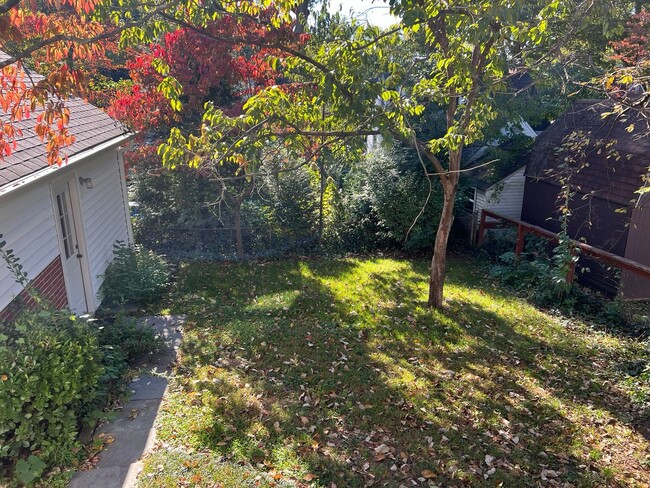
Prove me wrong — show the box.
[263,164,319,241]
[0,311,164,484]
[0,310,103,479]
[100,242,170,307]
[327,145,443,252]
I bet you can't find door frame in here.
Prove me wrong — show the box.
[50,173,94,313]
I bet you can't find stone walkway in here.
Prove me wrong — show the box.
[69,315,185,488]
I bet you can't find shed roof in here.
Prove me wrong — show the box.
[468,151,530,191]
[525,99,650,207]
[465,133,534,191]
[0,52,130,190]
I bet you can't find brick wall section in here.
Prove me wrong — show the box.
[0,256,68,321]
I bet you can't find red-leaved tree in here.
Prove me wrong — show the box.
[0,0,111,165]
[108,16,293,255]
[611,9,650,66]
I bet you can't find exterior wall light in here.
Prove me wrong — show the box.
[79,176,93,189]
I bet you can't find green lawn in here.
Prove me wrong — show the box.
[139,256,650,487]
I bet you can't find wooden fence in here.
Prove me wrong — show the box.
[477,209,650,283]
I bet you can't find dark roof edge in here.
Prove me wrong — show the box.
[475,161,528,191]
[0,132,133,201]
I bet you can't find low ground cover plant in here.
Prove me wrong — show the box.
[482,233,630,329]
[97,315,165,396]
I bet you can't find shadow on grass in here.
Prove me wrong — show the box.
[156,257,649,487]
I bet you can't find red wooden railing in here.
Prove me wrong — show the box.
[477,209,650,283]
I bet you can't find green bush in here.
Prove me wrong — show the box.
[100,242,170,307]
[488,249,627,326]
[264,163,319,241]
[98,316,164,366]
[0,312,165,483]
[0,310,104,478]
[327,145,443,252]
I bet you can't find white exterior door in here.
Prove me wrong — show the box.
[51,178,88,313]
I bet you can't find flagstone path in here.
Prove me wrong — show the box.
[69,315,185,488]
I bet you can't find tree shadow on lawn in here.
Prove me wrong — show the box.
[160,258,650,487]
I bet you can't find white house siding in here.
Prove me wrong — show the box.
[474,167,526,221]
[77,148,131,309]
[0,182,59,311]
[473,189,486,216]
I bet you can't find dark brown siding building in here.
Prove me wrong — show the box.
[522,100,650,298]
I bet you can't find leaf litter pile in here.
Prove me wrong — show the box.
[139,257,650,487]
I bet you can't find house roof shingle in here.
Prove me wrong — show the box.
[525,99,650,207]
[0,52,130,189]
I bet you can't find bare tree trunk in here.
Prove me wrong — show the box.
[233,200,244,258]
[318,157,325,246]
[226,179,254,258]
[428,177,458,308]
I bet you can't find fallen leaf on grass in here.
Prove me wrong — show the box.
[421,469,436,478]
[541,469,559,480]
[374,444,390,454]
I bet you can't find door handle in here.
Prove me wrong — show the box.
[77,253,83,258]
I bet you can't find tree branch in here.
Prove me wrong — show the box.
[0,4,171,69]
[269,127,379,138]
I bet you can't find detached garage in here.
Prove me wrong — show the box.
[0,96,132,318]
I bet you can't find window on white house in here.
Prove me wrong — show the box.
[55,192,73,260]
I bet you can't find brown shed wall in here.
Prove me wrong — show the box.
[621,195,650,299]
[521,178,630,296]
